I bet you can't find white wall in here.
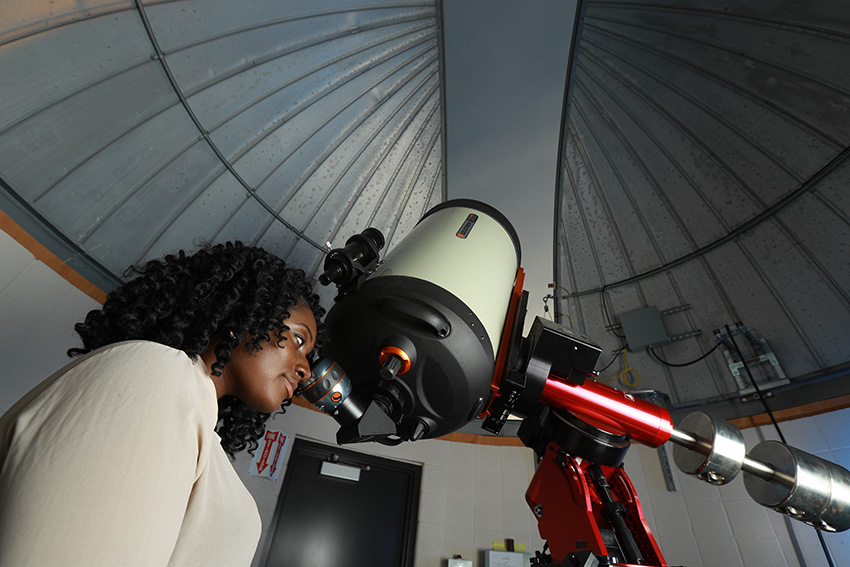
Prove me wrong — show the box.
[233,404,545,567]
[0,229,101,415]
[4,226,850,567]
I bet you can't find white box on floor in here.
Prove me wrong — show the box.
[484,550,531,567]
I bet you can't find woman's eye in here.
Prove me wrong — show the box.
[294,334,304,347]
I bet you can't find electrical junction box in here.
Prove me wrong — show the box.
[448,559,473,567]
[619,306,668,350]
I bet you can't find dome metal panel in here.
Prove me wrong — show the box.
[1,62,176,203]
[6,0,846,418]
[0,0,444,287]
[556,0,850,413]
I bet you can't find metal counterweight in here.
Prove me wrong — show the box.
[668,412,850,532]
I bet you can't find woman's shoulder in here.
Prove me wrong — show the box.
[62,340,215,410]
[79,340,198,377]
[88,338,205,377]
[89,339,190,360]
[1,341,217,442]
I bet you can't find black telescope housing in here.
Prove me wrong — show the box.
[310,200,520,444]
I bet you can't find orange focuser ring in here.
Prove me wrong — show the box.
[379,346,412,375]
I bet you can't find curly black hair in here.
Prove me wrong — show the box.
[69,241,325,458]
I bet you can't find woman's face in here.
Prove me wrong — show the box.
[216,302,318,413]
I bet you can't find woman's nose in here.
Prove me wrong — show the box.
[294,356,309,381]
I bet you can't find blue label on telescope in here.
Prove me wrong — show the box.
[456,213,478,239]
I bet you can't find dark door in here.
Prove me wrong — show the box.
[264,439,421,567]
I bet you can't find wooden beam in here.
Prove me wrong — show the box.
[0,209,106,304]
[730,394,850,430]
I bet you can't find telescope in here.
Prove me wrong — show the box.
[298,200,850,566]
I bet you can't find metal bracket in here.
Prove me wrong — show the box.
[667,330,702,343]
[655,445,677,492]
[716,325,788,400]
[660,304,692,317]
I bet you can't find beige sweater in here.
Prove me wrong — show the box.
[0,341,261,566]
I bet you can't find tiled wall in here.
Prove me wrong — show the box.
[233,404,545,567]
[3,225,850,567]
[624,410,850,567]
[236,405,850,567]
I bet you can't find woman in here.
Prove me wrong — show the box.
[0,241,323,566]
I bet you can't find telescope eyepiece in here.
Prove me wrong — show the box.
[318,262,346,286]
[319,227,385,288]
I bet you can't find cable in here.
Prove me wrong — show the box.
[600,286,626,339]
[817,530,836,567]
[724,324,834,567]
[542,294,571,327]
[598,348,641,387]
[596,346,627,374]
[549,283,576,330]
[724,325,785,443]
[617,349,641,387]
[647,342,720,367]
